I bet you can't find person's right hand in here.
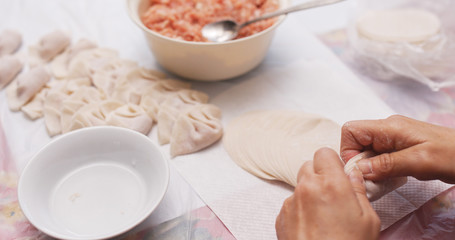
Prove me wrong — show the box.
[340,115,455,184]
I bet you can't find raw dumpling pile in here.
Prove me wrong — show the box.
[2,30,223,157]
[344,151,408,202]
[223,110,341,187]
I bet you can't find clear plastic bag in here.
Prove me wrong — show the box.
[347,0,455,91]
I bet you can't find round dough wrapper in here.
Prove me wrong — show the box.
[223,110,341,187]
[357,8,441,43]
[344,151,408,202]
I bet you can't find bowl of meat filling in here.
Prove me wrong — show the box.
[127,0,287,81]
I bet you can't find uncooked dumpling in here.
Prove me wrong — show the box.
[29,30,71,66]
[6,66,51,111]
[344,151,408,202]
[51,39,97,79]
[66,48,118,79]
[223,110,341,187]
[170,104,222,157]
[21,87,49,120]
[157,89,209,144]
[65,102,106,132]
[0,29,22,56]
[43,91,68,136]
[357,8,441,43]
[0,55,23,89]
[60,86,105,133]
[140,79,192,121]
[105,104,153,135]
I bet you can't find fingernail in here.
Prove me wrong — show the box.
[356,160,373,174]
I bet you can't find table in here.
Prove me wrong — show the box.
[1,0,454,239]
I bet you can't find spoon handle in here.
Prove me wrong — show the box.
[240,0,346,28]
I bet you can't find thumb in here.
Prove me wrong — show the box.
[356,149,418,181]
[348,167,372,211]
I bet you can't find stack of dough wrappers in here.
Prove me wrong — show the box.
[1,30,223,157]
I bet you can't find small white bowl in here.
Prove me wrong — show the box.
[127,0,287,81]
[18,126,169,240]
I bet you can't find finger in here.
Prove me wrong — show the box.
[313,147,345,176]
[356,148,426,181]
[340,116,422,162]
[297,160,314,184]
[340,120,377,161]
[348,167,373,213]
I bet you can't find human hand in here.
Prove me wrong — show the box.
[275,148,380,240]
[341,115,455,184]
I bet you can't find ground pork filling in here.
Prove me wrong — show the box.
[141,0,280,42]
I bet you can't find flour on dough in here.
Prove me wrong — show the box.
[223,110,341,187]
[357,8,441,43]
[344,151,408,202]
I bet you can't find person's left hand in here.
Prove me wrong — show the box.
[275,147,381,240]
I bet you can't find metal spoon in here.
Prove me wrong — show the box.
[202,0,346,42]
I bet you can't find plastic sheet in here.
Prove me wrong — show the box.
[348,0,455,91]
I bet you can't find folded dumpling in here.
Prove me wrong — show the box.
[0,55,23,89]
[170,104,222,157]
[0,29,22,56]
[140,79,191,121]
[105,104,153,135]
[344,151,408,202]
[65,102,106,132]
[6,66,51,111]
[43,91,68,136]
[29,30,71,67]
[92,59,138,97]
[60,86,105,133]
[51,39,97,79]
[66,48,118,79]
[157,89,209,144]
[21,87,49,120]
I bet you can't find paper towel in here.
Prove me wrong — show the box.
[172,17,452,239]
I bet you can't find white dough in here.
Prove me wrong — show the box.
[0,55,23,89]
[223,110,341,187]
[344,151,408,202]
[357,8,441,43]
[0,29,22,56]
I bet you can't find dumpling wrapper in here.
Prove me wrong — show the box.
[51,39,97,79]
[6,66,51,111]
[0,29,22,56]
[357,8,441,43]
[223,110,341,187]
[170,104,222,157]
[344,151,408,202]
[29,30,71,67]
[0,55,23,89]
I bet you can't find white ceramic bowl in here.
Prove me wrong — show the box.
[18,127,169,240]
[127,0,287,81]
